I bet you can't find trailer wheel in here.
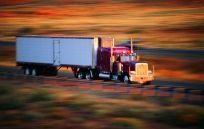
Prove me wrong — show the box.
[123,75,130,84]
[25,68,30,75]
[77,72,83,80]
[31,69,37,76]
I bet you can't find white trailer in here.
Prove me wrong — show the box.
[16,35,99,76]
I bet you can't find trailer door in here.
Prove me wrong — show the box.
[53,40,60,66]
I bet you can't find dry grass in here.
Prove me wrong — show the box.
[0,80,204,129]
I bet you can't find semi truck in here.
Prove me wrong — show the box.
[16,35,154,84]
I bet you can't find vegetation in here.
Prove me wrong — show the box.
[27,88,54,102]
[109,118,143,129]
[0,84,14,95]
[0,84,25,110]
[0,81,203,129]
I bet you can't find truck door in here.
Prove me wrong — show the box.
[53,40,60,66]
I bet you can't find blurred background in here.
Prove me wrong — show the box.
[0,1,204,129]
[0,0,204,83]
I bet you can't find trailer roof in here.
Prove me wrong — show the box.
[16,35,96,39]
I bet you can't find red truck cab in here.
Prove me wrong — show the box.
[97,46,154,84]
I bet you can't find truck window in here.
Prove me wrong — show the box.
[120,54,136,62]
[120,55,130,62]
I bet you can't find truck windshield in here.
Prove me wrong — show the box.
[120,54,136,62]
[120,55,130,62]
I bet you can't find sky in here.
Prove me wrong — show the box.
[0,0,204,49]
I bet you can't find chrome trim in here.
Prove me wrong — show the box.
[135,63,148,76]
[92,37,99,69]
[99,73,110,78]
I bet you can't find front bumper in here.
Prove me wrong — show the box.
[129,73,154,84]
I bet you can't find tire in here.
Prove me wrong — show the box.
[25,68,30,75]
[86,70,92,80]
[31,69,37,76]
[77,71,83,80]
[112,74,118,81]
[123,75,130,84]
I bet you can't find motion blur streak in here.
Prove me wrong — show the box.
[0,0,203,49]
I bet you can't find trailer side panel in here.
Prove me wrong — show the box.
[16,37,54,64]
[59,38,97,67]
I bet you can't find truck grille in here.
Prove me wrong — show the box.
[136,63,148,76]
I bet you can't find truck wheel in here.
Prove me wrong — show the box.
[112,74,118,81]
[86,71,92,80]
[123,75,130,84]
[31,69,37,76]
[25,68,30,75]
[77,72,83,80]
